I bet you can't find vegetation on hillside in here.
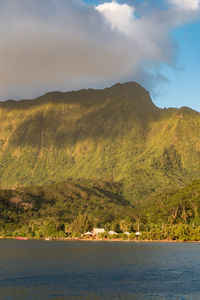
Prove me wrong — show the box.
[135,179,200,241]
[0,180,135,238]
[1,179,200,241]
[1,82,200,241]
[0,82,200,202]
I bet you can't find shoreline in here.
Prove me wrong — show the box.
[1,236,200,243]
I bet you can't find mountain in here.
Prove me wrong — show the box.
[0,81,200,202]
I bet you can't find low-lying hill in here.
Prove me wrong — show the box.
[1,178,200,240]
[0,82,200,201]
[0,180,134,237]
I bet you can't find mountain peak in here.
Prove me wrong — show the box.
[110,81,146,90]
[0,81,156,112]
[105,81,156,111]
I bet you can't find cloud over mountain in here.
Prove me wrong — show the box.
[168,0,200,11]
[0,0,199,100]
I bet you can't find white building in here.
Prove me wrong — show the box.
[81,232,93,237]
[92,228,105,235]
[135,231,141,236]
[108,231,118,235]
[124,232,131,236]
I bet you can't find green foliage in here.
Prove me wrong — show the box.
[152,145,183,173]
[0,82,200,201]
[1,178,200,241]
[143,179,200,226]
[1,82,200,240]
[0,180,135,237]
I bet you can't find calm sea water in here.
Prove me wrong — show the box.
[0,240,200,300]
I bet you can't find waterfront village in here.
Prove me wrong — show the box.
[81,228,141,239]
[11,228,142,241]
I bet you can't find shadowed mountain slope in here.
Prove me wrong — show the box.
[0,82,200,202]
[0,180,134,237]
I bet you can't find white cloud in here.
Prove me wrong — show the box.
[96,1,135,36]
[0,0,199,100]
[168,0,200,10]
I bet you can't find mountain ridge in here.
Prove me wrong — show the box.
[0,81,200,202]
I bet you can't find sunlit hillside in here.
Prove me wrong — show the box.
[0,82,200,202]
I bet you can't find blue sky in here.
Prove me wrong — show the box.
[84,0,200,111]
[0,0,199,111]
[157,22,200,111]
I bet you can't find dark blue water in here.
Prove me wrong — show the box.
[0,240,200,299]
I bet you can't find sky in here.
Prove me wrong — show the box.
[0,0,199,111]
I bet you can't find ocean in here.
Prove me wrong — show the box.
[0,239,200,299]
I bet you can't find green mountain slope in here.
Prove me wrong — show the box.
[0,82,200,201]
[2,178,200,240]
[144,179,200,225]
[0,180,134,237]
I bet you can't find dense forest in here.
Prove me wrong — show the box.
[1,82,200,241]
[0,82,200,203]
[1,179,200,241]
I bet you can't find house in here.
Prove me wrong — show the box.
[135,231,141,236]
[81,232,93,237]
[108,231,118,235]
[124,232,130,236]
[92,228,105,235]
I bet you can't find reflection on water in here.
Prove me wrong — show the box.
[0,240,200,299]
